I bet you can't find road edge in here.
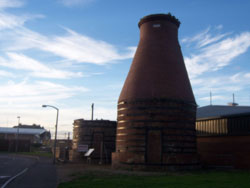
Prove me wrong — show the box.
[1,168,28,188]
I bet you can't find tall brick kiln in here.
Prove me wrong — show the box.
[112,13,199,170]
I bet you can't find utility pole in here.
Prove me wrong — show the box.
[91,103,94,120]
[16,116,20,152]
[42,105,59,164]
[67,132,70,140]
[67,132,70,149]
[210,91,212,106]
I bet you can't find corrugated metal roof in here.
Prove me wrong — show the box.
[0,127,46,135]
[197,105,250,119]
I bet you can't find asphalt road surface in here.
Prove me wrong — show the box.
[0,154,57,188]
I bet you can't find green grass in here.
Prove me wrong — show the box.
[0,151,52,157]
[59,170,250,188]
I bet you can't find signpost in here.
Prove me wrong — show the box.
[84,148,95,164]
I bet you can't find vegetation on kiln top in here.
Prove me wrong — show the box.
[138,13,181,28]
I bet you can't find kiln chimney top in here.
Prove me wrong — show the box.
[138,13,180,28]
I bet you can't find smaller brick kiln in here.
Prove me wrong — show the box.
[71,119,116,163]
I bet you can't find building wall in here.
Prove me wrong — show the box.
[0,133,38,143]
[0,139,9,151]
[196,114,250,168]
[196,118,228,135]
[71,119,116,163]
[197,135,250,169]
[0,139,30,152]
[196,115,250,136]
[0,131,48,152]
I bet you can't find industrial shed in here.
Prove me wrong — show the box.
[0,126,51,152]
[196,105,250,169]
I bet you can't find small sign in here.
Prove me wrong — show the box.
[84,148,95,157]
[78,144,88,152]
[153,24,161,28]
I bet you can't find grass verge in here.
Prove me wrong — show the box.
[58,170,250,188]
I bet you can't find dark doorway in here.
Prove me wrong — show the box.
[92,132,103,160]
[146,130,162,164]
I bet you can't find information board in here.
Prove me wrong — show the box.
[78,144,88,152]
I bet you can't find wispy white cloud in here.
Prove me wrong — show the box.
[0,80,88,106]
[0,70,15,77]
[0,12,27,30]
[0,52,83,79]
[58,0,95,7]
[182,26,230,48]
[0,3,134,66]
[0,0,124,131]
[2,26,135,65]
[184,31,250,79]
[182,27,210,45]
[192,71,250,94]
[183,27,250,106]
[244,73,250,78]
[191,72,250,106]
[0,76,89,132]
[0,0,23,9]
[0,1,43,30]
[40,28,134,64]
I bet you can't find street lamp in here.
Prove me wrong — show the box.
[42,105,59,164]
[16,116,20,152]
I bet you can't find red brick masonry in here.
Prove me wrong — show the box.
[112,13,200,170]
[197,135,250,169]
[112,14,199,170]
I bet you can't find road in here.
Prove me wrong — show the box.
[0,154,57,188]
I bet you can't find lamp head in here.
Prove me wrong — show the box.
[42,105,47,108]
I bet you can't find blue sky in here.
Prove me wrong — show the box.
[1,0,250,138]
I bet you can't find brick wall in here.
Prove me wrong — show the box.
[197,135,250,169]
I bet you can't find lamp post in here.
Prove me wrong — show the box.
[42,105,59,164]
[16,116,20,152]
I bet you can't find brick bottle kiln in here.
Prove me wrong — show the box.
[71,119,116,163]
[112,14,199,170]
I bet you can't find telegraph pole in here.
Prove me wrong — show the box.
[91,103,94,120]
[16,116,20,152]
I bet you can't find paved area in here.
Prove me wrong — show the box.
[0,154,57,188]
[0,154,37,187]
